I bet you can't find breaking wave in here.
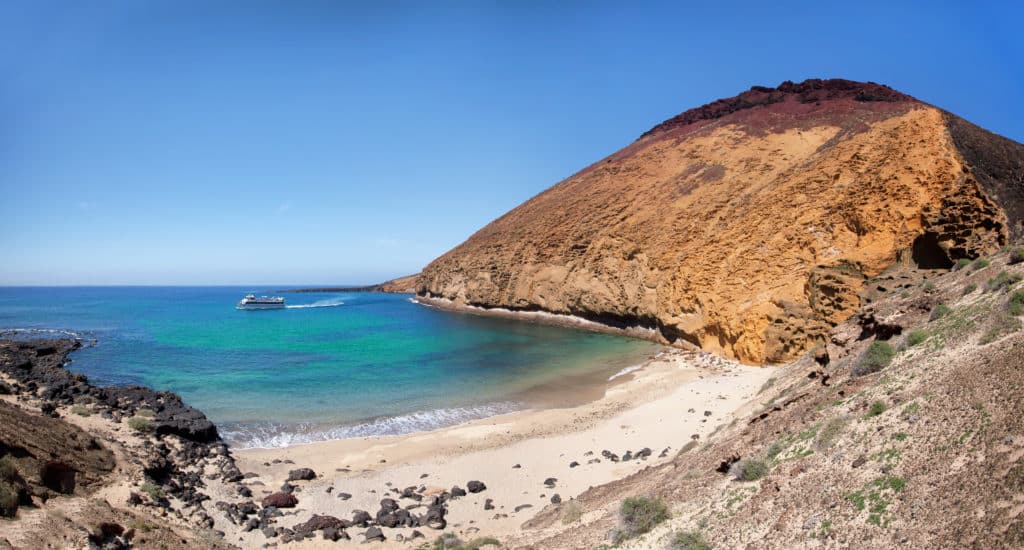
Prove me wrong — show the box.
[608,363,644,381]
[220,401,522,449]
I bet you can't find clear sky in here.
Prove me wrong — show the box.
[2,1,1022,285]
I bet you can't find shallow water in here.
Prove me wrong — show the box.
[0,287,658,448]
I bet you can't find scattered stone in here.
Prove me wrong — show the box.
[484,499,495,510]
[704,410,713,417]
[363,526,385,542]
[514,504,533,513]
[287,468,316,481]
[550,494,562,504]
[351,510,372,527]
[261,492,297,508]
[467,480,486,493]
[543,477,557,488]
[512,464,521,469]
[569,461,580,468]
[450,485,467,497]
[622,451,634,461]
[337,492,352,500]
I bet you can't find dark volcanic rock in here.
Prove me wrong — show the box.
[363,526,385,542]
[261,492,298,508]
[466,480,486,493]
[287,468,316,481]
[450,485,467,497]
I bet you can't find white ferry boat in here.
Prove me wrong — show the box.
[236,293,286,310]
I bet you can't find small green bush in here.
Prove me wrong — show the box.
[816,416,849,449]
[973,258,991,270]
[922,281,936,292]
[1011,291,1024,316]
[140,482,164,501]
[0,456,17,481]
[561,501,582,524]
[1009,247,1024,265]
[956,258,972,269]
[71,405,91,417]
[766,440,785,460]
[0,481,18,518]
[730,459,770,482]
[128,417,154,433]
[617,496,670,542]
[988,272,1023,292]
[135,408,156,418]
[963,283,978,295]
[930,303,952,320]
[671,531,711,550]
[906,330,928,347]
[866,401,887,418]
[853,340,895,376]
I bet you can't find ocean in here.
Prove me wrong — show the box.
[0,287,658,448]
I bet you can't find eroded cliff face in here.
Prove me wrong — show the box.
[416,79,1019,363]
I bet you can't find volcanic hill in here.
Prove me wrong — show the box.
[415,78,1024,363]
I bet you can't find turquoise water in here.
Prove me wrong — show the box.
[0,287,657,448]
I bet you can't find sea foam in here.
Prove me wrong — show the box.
[219,401,521,449]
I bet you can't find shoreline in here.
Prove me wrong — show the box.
[224,347,773,547]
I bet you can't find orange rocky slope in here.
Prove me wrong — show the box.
[415,79,1024,363]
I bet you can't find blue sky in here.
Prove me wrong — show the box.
[2,1,1022,285]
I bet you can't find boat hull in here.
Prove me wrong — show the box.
[236,303,286,310]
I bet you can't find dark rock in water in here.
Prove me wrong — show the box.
[512,463,521,469]
[351,510,372,527]
[637,447,653,459]
[467,480,487,493]
[261,492,298,508]
[363,526,385,542]
[450,485,467,497]
[484,498,495,510]
[287,468,316,481]
[515,504,533,513]
[569,461,580,468]
[337,492,352,500]
[550,494,562,504]
[543,477,557,488]
[622,451,634,461]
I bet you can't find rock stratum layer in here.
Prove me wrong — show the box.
[416,79,1024,363]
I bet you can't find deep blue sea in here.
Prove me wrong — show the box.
[0,287,657,448]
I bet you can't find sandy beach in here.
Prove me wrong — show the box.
[216,348,775,548]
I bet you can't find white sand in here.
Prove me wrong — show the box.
[219,349,774,548]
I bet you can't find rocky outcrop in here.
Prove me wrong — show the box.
[415,79,1022,363]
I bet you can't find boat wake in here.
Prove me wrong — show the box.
[285,298,345,309]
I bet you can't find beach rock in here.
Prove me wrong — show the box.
[351,510,372,527]
[322,527,343,541]
[363,526,385,543]
[637,447,653,459]
[262,527,278,538]
[294,514,349,535]
[237,485,252,498]
[602,450,619,462]
[422,503,447,529]
[515,504,533,513]
[287,468,316,481]
[543,477,558,488]
[410,530,425,540]
[467,480,486,493]
[484,499,494,510]
[279,482,294,494]
[622,451,634,461]
[261,492,297,509]
[326,486,333,494]
[450,485,467,497]
[378,497,399,513]
[569,461,580,468]
[704,410,713,417]
[337,492,352,500]
[376,513,399,528]
[551,494,562,504]
[512,464,521,469]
